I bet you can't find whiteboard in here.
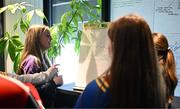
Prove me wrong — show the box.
[75,23,110,89]
[75,0,180,94]
[110,0,180,96]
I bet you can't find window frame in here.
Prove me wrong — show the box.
[0,0,5,71]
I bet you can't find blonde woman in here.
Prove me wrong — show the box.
[18,25,63,107]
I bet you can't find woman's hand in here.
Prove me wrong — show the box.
[45,65,59,80]
[53,75,63,86]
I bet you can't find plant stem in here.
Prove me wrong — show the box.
[59,8,79,44]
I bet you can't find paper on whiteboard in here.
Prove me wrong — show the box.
[75,23,111,88]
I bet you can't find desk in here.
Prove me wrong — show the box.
[171,96,180,108]
[54,83,81,108]
[55,83,180,108]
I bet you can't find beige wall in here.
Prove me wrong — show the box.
[4,0,43,73]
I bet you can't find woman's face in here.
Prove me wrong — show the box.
[39,30,52,51]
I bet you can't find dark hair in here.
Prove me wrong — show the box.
[108,14,166,107]
[153,32,178,104]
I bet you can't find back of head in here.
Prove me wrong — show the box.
[153,32,178,101]
[108,14,166,107]
[153,33,169,60]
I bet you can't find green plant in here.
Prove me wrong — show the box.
[0,2,47,72]
[48,0,101,58]
[0,0,101,73]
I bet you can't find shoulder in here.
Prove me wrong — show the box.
[84,74,110,93]
[84,79,99,92]
[95,76,110,93]
[21,55,41,74]
[75,76,110,108]
[23,55,39,64]
[82,77,110,99]
[74,80,99,108]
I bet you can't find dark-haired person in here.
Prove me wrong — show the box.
[74,14,166,108]
[153,32,178,107]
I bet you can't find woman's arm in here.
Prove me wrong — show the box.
[0,66,58,86]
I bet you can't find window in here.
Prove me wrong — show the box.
[46,0,100,84]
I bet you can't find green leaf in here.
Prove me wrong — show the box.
[74,30,82,53]
[20,19,29,33]
[0,39,7,53]
[97,0,102,6]
[19,5,26,13]
[70,0,76,9]
[63,33,70,44]
[26,10,34,22]
[12,38,23,47]
[48,48,53,58]
[8,41,16,61]
[77,12,83,22]
[35,9,44,18]
[60,12,69,27]
[81,4,91,14]
[50,25,58,35]
[16,45,24,52]
[77,30,82,40]
[11,35,19,39]
[7,4,16,12]
[48,44,61,59]
[13,52,20,73]
[67,31,74,39]
[74,2,80,9]
[75,38,80,53]
[58,24,63,33]
[35,9,48,22]
[87,11,98,20]
[13,19,20,31]
[73,15,79,27]
[57,45,61,55]
[4,32,10,39]
[68,26,75,35]
[83,1,94,9]
[10,5,18,14]
[0,6,8,14]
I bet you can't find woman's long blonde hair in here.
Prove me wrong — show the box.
[17,25,51,74]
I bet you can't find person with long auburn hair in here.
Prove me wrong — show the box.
[153,32,178,107]
[17,24,63,107]
[74,14,166,108]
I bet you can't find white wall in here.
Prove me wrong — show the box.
[4,0,43,73]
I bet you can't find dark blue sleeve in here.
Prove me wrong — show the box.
[74,80,100,108]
